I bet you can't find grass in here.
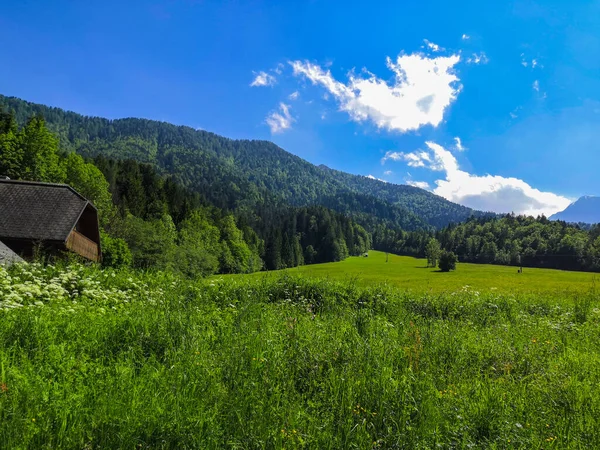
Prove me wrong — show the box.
[224,250,599,295]
[1,261,600,448]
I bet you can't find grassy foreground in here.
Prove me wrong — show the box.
[227,250,599,294]
[1,262,600,448]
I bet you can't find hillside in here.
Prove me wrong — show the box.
[0,112,374,273]
[550,196,600,224]
[0,94,487,230]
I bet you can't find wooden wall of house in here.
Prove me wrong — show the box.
[65,230,100,262]
[73,204,102,261]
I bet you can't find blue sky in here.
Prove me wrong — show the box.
[1,0,600,215]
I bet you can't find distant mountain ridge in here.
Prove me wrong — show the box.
[0,94,490,230]
[550,196,600,224]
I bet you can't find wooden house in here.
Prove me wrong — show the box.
[0,179,102,262]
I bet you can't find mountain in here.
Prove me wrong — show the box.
[550,196,600,224]
[0,94,488,230]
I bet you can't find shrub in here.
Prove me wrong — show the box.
[438,250,458,272]
[100,232,133,268]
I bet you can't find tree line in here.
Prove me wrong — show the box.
[377,215,600,273]
[437,215,600,272]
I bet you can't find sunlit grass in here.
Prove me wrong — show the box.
[1,262,599,448]
[224,250,599,295]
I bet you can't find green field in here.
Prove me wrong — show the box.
[224,250,598,295]
[2,261,600,448]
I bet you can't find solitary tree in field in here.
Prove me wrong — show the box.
[425,238,441,268]
[438,251,458,272]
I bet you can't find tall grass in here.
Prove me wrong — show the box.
[1,263,599,448]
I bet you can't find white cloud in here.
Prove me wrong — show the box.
[290,51,461,133]
[288,91,299,100]
[424,39,444,52]
[461,34,470,40]
[250,71,276,87]
[380,151,404,163]
[407,180,431,190]
[384,170,393,176]
[266,103,294,133]
[454,136,465,151]
[509,105,522,119]
[466,52,489,64]
[520,53,528,67]
[521,54,541,69]
[388,141,571,216]
[367,174,386,182]
[532,80,546,99]
[381,150,443,170]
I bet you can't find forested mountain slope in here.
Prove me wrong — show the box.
[0,94,487,230]
[318,165,479,228]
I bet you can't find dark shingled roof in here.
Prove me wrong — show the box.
[0,179,92,242]
[0,240,23,265]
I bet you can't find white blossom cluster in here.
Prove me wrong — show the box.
[0,263,165,312]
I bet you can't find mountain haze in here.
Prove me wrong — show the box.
[550,196,600,224]
[0,94,487,230]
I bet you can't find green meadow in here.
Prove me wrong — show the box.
[2,260,600,448]
[225,250,598,295]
